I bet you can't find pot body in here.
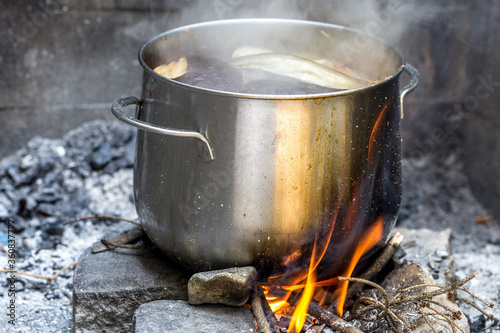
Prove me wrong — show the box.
[115,19,418,274]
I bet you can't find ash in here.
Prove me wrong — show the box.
[0,120,499,332]
[0,120,137,332]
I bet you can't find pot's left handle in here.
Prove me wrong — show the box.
[399,63,420,118]
[111,96,215,161]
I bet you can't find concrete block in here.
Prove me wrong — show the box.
[134,300,256,333]
[73,246,191,333]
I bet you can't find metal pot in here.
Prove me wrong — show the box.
[111,19,419,274]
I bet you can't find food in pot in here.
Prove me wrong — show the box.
[153,57,187,79]
[154,52,368,94]
[230,52,369,90]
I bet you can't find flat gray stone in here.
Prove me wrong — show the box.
[73,245,191,333]
[188,266,257,307]
[395,227,454,285]
[134,300,256,333]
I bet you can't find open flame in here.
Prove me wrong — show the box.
[263,218,384,332]
[262,101,391,332]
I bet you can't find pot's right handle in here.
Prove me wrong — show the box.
[111,96,215,161]
[399,63,420,118]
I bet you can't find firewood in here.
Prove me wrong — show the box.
[307,302,364,333]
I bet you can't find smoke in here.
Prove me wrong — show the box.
[147,0,443,52]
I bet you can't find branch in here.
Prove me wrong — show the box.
[0,261,78,284]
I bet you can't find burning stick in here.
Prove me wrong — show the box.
[251,291,275,333]
[307,302,364,333]
[250,287,280,333]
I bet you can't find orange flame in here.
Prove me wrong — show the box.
[288,239,318,332]
[264,218,384,331]
[334,218,384,316]
[263,102,389,331]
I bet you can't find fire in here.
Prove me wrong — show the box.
[262,102,390,331]
[333,218,384,316]
[263,218,384,332]
[288,239,318,332]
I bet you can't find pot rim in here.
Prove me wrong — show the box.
[138,18,406,100]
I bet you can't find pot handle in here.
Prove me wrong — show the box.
[399,63,420,118]
[111,96,215,161]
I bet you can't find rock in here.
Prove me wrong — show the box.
[73,244,191,333]
[188,266,257,307]
[133,300,256,333]
[395,227,454,285]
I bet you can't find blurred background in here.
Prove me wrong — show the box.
[1,0,499,221]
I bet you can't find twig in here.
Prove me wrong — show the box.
[450,292,499,322]
[100,239,153,250]
[392,272,478,305]
[339,276,390,320]
[307,302,364,333]
[251,291,274,333]
[0,261,78,284]
[419,303,467,333]
[343,273,482,332]
[91,228,146,253]
[63,214,141,227]
[456,287,495,308]
[417,306,439,333]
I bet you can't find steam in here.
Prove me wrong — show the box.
[146,0,442,56]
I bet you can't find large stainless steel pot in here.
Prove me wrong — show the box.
[111,19,419,275]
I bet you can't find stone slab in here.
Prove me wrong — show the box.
[395,227,454,286]
[134,300,256,333]
[73,243,191,333]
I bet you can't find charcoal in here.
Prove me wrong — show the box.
[35,189,62,204]
[41,217,65,236]
[175,54,243,92]
[0,192,12,219]
[14,280,26,292]
[7,214,29,233]
[469,315,486,332]
[89,142,112,170]
[37,203,60,217]
[39,235,61,250]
